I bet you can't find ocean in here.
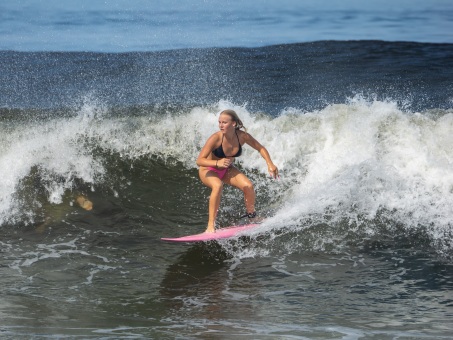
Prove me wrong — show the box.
[1,1,453,339]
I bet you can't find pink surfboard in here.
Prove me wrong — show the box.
[161,223,261,243]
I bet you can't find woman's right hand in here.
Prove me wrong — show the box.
[217,157,234,169]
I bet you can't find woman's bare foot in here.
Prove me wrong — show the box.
[249,215,265,224]
[205,226,216,233]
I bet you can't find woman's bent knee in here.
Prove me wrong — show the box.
[211,182,223,193]
[242,180,254,192]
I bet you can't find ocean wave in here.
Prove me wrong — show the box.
[1,98,452,256]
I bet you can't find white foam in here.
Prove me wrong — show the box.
[266,99,453,254]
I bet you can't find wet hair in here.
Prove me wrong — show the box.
[220,109,246,131]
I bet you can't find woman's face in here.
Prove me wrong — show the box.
[218,113,236,132]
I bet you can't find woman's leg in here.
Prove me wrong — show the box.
[223,167,255,214]
[199,167,224,232]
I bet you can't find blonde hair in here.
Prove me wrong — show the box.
[220,109,246,131]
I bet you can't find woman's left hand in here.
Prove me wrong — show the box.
[268,164,279,179]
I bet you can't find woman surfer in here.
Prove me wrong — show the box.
[196,109,279,233]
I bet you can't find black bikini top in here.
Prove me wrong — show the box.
[212,131,242,158]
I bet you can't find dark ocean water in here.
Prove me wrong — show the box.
[1,1,453,338]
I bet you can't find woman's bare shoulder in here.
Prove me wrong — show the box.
[237,129,249,139]
[205,131,222,146]
[210,131,222,140]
